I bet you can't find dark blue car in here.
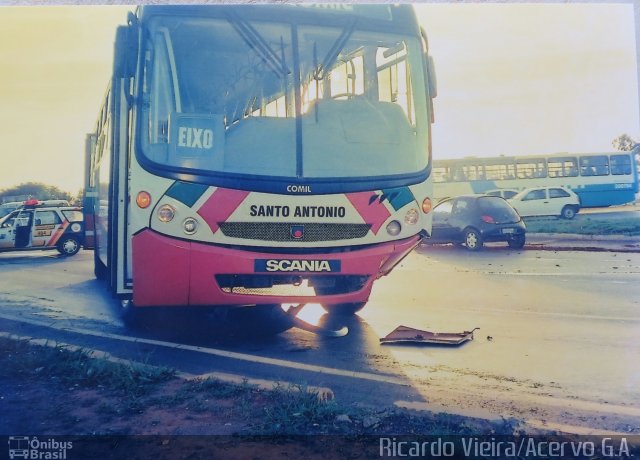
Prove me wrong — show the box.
[427,195,526,251]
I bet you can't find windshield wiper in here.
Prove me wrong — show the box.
[316,19,356,79]
[227,12,290,78]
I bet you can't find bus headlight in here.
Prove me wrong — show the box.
[386,220,401,236]
[157,204,175,222]
[183,218,198,235]
[404,208,419,225]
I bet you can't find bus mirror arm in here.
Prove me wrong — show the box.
[114,16,139,79]
[424,53,438,99]
[420,27,437,100]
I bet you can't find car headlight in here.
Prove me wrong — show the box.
[157,204,176,222]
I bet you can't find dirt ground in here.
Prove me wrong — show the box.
[0,335,523,458]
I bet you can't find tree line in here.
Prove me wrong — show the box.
[0,182,81,205]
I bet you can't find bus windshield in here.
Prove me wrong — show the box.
[140,11,429,182]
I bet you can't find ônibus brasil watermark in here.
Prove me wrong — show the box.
[8,437,73,460]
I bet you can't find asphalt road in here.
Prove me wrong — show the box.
[0,242,638,436]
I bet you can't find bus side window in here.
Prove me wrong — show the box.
[610,154,632,175]
[580,155,608,176]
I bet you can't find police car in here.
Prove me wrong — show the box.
[0,199,84,256]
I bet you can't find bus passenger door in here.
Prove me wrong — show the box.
[14,210,34,248]
[0,211,18,249]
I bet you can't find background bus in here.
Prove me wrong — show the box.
[84,5,436,326]
[432,152,639,207]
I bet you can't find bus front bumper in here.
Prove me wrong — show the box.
[131,229,420,307]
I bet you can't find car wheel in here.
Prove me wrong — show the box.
[507,234,526,249]
[57,236,80,256]
[464,228,483,251]
[561,205,577,219]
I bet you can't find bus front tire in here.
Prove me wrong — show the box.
[94,250,108,281]
[120,299,142,328]
[225,305,294,336]
[57,236,80,256]
[322,302,367,316]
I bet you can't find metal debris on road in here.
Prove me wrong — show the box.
[380,325,479,346]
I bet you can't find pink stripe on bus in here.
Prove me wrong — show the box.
[346,192,391,234]
[197,188,250,233]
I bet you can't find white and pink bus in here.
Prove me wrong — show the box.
[84,5,436,326]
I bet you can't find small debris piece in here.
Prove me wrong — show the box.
[380,326,479,346]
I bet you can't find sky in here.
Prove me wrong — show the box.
[0,3,638,195]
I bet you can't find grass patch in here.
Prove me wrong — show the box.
[257,383,346,434]
[0,336,175,397]
[524,214,640,236]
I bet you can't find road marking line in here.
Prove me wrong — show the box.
[178,370,335,400]
[523,419,634,436]
[0,312,408,386]
[451,307,640,323]
[0,331,334,400]
[483,271,640,277]
[396,393,640,434]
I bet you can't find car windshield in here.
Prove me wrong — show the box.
[139,11,429,182]
[478,196,521,223]
[0,213,12,226]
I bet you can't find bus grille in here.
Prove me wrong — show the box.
[216,275,368,297]
[218,222,371,242]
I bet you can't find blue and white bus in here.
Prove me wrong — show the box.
[433,152,638,207]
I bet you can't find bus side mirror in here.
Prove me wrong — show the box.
[114,13,139,79]
[424,53,438,99]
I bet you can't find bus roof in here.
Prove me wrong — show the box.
[434,151,635,165]
[138,4,421,36]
